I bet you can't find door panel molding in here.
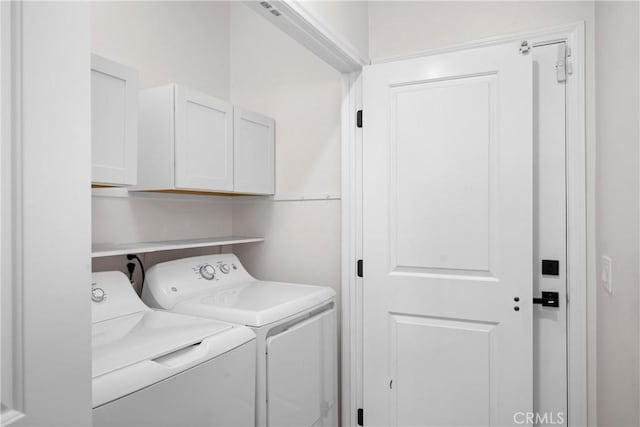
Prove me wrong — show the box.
[389,74,497,274]
[388,313,496,426]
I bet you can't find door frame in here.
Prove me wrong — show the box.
[342,22,588,427]
[1,2,92,425]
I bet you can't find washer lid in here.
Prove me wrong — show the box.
[92,309,232,378]
[173,281,336,327]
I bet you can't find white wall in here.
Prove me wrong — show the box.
[367,1,598,423]
[595,2,640,425]
[229,3,342,300]
[299,1,369,61]
[92,194,233,244]
[92,1,229,98]
[91,1,234,279]
[368,1,595,60]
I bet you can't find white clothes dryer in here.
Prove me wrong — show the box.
[142,254,338,427]
[92,271,256,427]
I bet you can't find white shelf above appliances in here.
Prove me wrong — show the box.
[91,236,264,258]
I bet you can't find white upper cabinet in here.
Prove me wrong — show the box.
[91,54,138,186]
[137,84,234,193]
[234,107,275,195]
[137,84,275,195]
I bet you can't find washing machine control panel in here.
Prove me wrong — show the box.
[91,271,148,323]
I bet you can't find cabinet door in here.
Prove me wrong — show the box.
[91,54,138,185]
[174,86,233,192]
[233,107,275,195]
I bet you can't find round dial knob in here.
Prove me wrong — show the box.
[220,263,231,274]
[199,264,216,280]
[91,287,106,303]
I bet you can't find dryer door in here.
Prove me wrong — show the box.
[266,307,338,427]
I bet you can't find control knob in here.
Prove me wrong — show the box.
[199,264,216,280]
[220,263,231,274]
[91,287,106,303]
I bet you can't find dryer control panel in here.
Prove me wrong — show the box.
[142,254,254,310]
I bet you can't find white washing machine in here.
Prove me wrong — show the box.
[142,254,338,427]
[91,271,256,427]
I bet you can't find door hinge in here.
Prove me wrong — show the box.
[357,408,364,426]
[356,110,363,128]
[519,40,531,55]
[357,259,363,278]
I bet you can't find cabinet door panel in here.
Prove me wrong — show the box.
[91,55,138,186]
[234,107,275,195]
[174,87,233,192]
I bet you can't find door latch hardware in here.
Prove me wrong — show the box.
[533,291,559,308]
[541,259,560,276]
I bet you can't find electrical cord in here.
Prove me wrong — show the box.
[126,262,136,281]
[126,254,146,292]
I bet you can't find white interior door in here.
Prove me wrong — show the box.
[362,42,533,426]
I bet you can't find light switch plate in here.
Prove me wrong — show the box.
[601,255,612,294]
